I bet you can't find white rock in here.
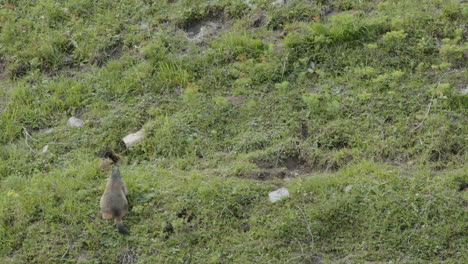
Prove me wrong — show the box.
[67,117,84,128]
[344,185,353,193]
[40,128,54,135]
[273,0,286,5]
[123,129,145,148]
[269,187,290,203]
[42,145,49,154]
[460,86,468,95]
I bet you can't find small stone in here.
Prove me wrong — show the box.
[269,187,290,203]
[344,185,353,193]
[460,86,468,95]
[42,145,49,154]
[273,0,286,5]
[123,129,145,148]
[67,117,84,128]
[40,128,54,135]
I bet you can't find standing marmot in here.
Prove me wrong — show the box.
[100,168,129,233]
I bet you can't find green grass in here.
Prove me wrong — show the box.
[1,0,467,263]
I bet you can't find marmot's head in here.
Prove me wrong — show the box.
[111,168,121,179]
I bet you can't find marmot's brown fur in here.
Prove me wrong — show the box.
[100,168,129,233]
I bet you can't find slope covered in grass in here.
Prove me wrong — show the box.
[0,0,467,263]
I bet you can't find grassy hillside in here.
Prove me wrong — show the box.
[0,0,467,263]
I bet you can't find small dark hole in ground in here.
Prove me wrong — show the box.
[251,153,311,180]
[458,181,467,192]
[98,148,124,164]
[177,208,196,223]
[254,155,307,170]
[163,221,174,239]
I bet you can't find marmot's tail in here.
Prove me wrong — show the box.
[115,217,129,234]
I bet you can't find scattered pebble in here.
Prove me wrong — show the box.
[40,128,55,135]
[460,86,468,95]
[42,145,49,154]
[269,187,290,203]
[123,129,145,148]
[273,0,286,5]
[67,117,84,128]
[344,185,353,193]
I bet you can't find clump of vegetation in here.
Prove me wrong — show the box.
[0,0,467,263]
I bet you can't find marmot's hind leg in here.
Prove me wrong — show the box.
[114,217,128,234]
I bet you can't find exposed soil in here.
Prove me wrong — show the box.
[226,95,245,105]
[251,155,310,181]
[0,80,14,113]
[251,10,266,28]
[98,148,125,164]
[90,39,124,67]
[0,59,7,80]
[116,246,137,264]
[184,20,224,43]
[180,7,227,44]
[254,155,307,170]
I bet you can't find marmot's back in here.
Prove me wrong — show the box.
[100,168,129,233]
[100,189,128,218]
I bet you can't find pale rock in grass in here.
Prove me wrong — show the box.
[460,86,468,95]
[123,129,145,148]
[42,145,49,154]
[273,0,287,5]
[269,187,290,203]
[344,185,353,193]
[39,128,54,135]
[67,117,84,128]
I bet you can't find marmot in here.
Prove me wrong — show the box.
[100,168,129,233]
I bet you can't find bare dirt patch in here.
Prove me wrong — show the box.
[226,95,245,105]
[184,20,224,44]
[116,246,137,264]
[91,39,124,67]
[251,155,310,181]
[251,10,266,28]
[0,59,8,80]
[0,79,14,113]
[98,148,125,164]
[180,7,228,44]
